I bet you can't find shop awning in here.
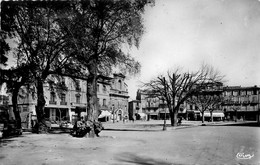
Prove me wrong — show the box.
[204,112,224,117]
[137,113,147,117]
[98,110,112,118]
[159,109,170,114]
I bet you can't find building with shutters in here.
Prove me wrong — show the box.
[7,73,129,129]
[222,85,260,121]
[135,84,260,122]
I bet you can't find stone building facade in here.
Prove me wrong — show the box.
[136,84,260,122]
[222,85,260,121]
[13,77,88,128]
[8,73,129,129]
[128,100,141,120]
[136,89,171,120]
[97,73,129,122]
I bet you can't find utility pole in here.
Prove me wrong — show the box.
[163,100,167,131]
[112,105,115,123]
[257,90,260,125]
[162,76,167,131]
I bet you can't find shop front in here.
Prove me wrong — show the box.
[44,107,70,123]
[187,110,201,121]
[204,111,224,121]
[158,109,170,120]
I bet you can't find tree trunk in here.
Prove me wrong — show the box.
[170,110,178,127]
[201,111,205,123]
[36,78,47,133]
[210,111,213,122]
[86,71,99,138]
[12,87,22,129]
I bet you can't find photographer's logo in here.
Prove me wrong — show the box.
[236,146,254,160]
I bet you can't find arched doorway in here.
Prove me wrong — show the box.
[118,109,122,121]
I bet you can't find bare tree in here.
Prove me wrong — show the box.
[187,88,223,123]
[208,94,223,122]
[143,65,224,126]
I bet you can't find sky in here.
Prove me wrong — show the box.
[1,0,260,100]
[125,0,260,100]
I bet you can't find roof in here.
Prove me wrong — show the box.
[129,100,141,103]
[110,93,129,98]
[223,85,260,91]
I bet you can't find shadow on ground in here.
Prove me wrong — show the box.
[103,128,162,132]
[211,121,260,127]
[0,136,20,147]
[115,152,184,165]
[103,123,196,132]
[48,128,72,134]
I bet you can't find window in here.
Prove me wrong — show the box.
[49,81,54,91]
[75,80,81,91]
[22,107,28,112]
[103,85,106,93]
[50,92,56,102]
[49,92,56,104]
[76,95,80,104]
[241,91,246,96]
[118,80,122,90]
[61,94,66,103]
[103,99,106,106]
[190,105,193,110]
[97,98,100,107]
[227,91,231,96]
[97,84,99,92]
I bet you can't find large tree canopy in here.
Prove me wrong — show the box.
[1,1,84,132]
[60,0,154,75]
[1,0,153,135]
[58,0,153,136]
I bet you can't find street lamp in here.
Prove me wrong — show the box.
[162,98,167,131]
[257,90,260,125]
[112,105,115,123]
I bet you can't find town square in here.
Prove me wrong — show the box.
[1,0,260,165]
[1,120,259,165]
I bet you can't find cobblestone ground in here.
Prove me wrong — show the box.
[0,120,259,165]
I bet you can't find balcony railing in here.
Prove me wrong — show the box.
[49,101,57,105]
[99,105,108,110]
[60,102,67,105]
[76,87,81,92]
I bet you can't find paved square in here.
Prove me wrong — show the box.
[0,121,259,165]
